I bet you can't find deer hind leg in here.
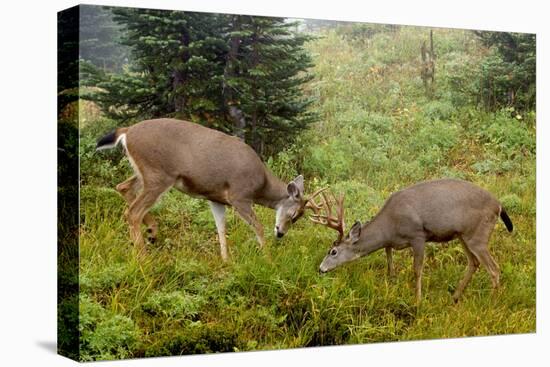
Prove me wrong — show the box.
[411,239,426,305]
[385,247,395,277]
[472,248,500,290]
[231,200,265,248]
[116,175,158,243]
[126,180,172,254]
[464,215,500,292]
[209,201,228,262]
[452,240,480,303]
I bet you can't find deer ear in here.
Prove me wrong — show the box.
[287,175,304,200]
[287,182,301,200]
[293,175,304,192]
[349,220,362,243]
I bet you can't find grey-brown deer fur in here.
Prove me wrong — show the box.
[318,179,513,304]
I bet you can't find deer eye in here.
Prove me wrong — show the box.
[329,248,338,256]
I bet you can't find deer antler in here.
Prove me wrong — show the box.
[309,191,346,241]
[305,187,328,213]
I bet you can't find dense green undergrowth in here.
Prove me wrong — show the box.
[74,27,535,361]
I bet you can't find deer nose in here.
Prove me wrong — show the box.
[275,226,284,238]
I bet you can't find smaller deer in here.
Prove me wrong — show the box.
[310,179,514,304]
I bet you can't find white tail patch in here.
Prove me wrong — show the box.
[95,132,127,151]
[96,144,116,151]
[122,135,143,183]
[117,133,127,151]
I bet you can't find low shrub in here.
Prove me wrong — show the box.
[80,295,140,361]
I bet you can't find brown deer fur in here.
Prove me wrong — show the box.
[97,118,313,260]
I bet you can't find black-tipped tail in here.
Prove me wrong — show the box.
[96,130,117,150]
[500,208,513,232]
[96,128,127,151]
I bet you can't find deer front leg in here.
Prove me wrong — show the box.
[411,240,425,305]
[232,200,265,248]
[209,201,228,262]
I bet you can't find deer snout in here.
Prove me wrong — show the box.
[319,262,330,274]
[274,226,285,238]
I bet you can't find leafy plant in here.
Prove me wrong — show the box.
[80,295,140,361]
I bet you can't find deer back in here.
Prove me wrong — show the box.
[125,118,273,203]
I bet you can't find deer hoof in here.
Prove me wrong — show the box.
[146,228,156,244]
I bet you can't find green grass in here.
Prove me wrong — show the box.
[75,26,536,361]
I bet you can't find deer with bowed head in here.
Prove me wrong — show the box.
[96,118,327,260]
[309,179,513,304]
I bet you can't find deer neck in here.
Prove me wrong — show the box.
[357,218,390,256]
[254,172,288,210]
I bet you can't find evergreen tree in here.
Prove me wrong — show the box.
[58,6,79,118]
[79,5,129,72]
[91,8,227,122]
[85,7,316,156]
[223,16,316,155]
[474,31,536,111]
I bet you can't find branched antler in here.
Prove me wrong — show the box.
[309,191,346,241]
[305,187,328,213]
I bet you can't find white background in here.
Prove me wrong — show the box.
[0,0,547,365]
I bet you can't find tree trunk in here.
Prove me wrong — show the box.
[420,30,435,98]
[430,29,435,84]
[228,106,246,140]
[173,27,190,113]
[223,16,246,140]
[250,21,261,153]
